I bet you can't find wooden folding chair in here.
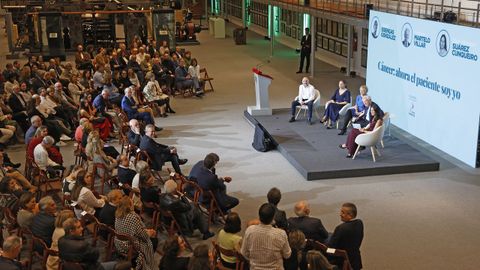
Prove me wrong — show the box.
[200,67,214,92]
[111,229,137,262]
[92,163,119,195]
[81,213,114,261]
[158,209,192,250]
[307,240,353,270]
[186,179,226,226]
[29,234,59,270]
[211,240,247,270]
[30,162,63,199]
[74,144,86,166]
[135,150,164,184]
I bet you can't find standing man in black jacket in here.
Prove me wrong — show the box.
[328,202,364,270]
[267,187,288,230]
[297,28,312,74]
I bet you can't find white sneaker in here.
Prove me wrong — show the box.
[56,141,67,147]
[60,134,72,141]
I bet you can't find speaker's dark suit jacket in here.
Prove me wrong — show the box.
[288,216,329,243]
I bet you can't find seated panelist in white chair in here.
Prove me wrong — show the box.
[289,77,316,125]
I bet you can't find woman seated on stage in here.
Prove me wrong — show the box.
[320,80,351,128]
[79,95,112,141]
[339,103,384,158]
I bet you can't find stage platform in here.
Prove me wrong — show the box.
[245,109,440,180]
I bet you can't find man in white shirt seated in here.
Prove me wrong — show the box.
[289,77,316,125]
[33,135,63,176]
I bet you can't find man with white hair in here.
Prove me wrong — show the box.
[287,200,329,243]
[33,136,62,172]
[24,115,42,145]
[159,179,214,239]
[289,77,316,125]
[0,235,23,269]
[121,87,160,131]
[93,89,122,131]
[30,196,57,248]
[139,124,187,173]
[127,119,143,147]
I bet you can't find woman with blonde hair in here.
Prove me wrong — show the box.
[46,209,75,270]
[85,130,118,175]
[115,196,156,270]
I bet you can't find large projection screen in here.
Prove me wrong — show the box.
[366,11,480,167]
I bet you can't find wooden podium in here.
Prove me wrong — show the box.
[247,68,273,116]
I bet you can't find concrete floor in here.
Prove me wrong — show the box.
[2,19,480,269]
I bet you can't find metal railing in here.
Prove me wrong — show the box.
[269,0,480,27]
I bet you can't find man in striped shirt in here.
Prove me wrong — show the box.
[241,203,291,270]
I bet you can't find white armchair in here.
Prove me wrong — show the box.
[352,125,383,162]
[295,89,321,120]
[380,112,390,148]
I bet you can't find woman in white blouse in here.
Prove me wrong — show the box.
[143,72,175,117]
[188,58,204,91]
[70,170,106,219]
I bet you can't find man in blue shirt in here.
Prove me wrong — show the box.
[121,87,161,131]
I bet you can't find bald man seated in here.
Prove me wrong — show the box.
[287,200,329,243]
[289,77,316,125]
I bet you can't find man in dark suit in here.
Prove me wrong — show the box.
[139,124,187,173]
[353,96,384,128]
[328,202,364,270]
[98,189,123,228]
[288,200,328,243]
[297,28,312,74]
[30,196,57,249]
[188,153,239,213]
[117,154,136,186]
[7,85,29,132]
[59,218,124,270]
[267,187,288,230]
[121,87,159,129]
[159,180,213,239]
[127,119,144,147]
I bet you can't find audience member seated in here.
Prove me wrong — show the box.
[127,119,143,147]
[283,230,308,270]
[159,180,213,239]
[175,59,203,97]
[103,74,123,106]
[33,136,64,175]
[187,58,204,92]
[338,85,369,136]
[59,217,124,270]
[27,125,63,165]
[98,189,123,228]
[118,154,136,186]
[30,196,57,248]
[121,87,158,130]
[267,187,288,230]
[321,80,351,128]
[288,200,328,243]
[188,244,210,270]
[16,192,38,228]
[93,90,122,131]
[306,250,337,270]
[328,203,364,270]
[0,236,24,270]
[339,103,383,158]
[159,235,190,270]
[62,165,84,196]
[79,95,112,141]
[189,153,239,213]
[1,151,36,193]
[67,74,86,104]
[217,212,243,269]
[241,203,291,269]
[139,124,187,173]
[30,94,72,141]
[288,77,316,125]
[131,160,149,192]
[0,176,25,200]
[143,72,175,117]
[85,131,118,175]
[46,209,75,270]
[92,65,105,92]
[138,172,160,215]
[114,196,157,270]
[7,85,30,132]
[70,170,106,219]
[75,45,93,70]
[74,118,89,144]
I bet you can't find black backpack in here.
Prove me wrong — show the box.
[252,123,275,152]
